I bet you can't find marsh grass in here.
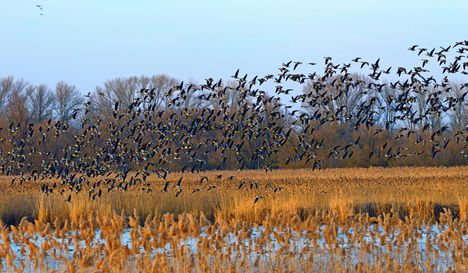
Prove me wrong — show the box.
[0,166,466,226]
[0,209,466,273]
[0,167,467,272]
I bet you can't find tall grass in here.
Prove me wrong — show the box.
[0,166,466,225]
[0,166,466,272]
[0,209,466,273]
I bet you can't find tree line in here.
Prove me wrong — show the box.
[0,71,465,174]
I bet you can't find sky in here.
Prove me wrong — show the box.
[0,0,467,93]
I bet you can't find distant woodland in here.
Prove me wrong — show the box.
[0,43,467,177]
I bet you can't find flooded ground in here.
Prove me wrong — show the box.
[2,220,466,273]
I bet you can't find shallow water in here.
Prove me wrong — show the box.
[1,223,466,272]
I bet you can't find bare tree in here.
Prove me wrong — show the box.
[376,85,398,133]
[1,77,28,116]
[302,74,369,124]
[412,84,444,132]
[148,75,179,110]
[0,77,14,115]
[54,81,84,124]
[8,89,30,124]
[28,84,55,123]
[447,83,467,131]
[92,75,179,118]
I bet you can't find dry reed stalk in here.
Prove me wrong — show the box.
[0,165,465,273]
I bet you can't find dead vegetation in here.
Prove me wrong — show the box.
[0,167,466,272]
[0,167,467,226]
[0,205,466,272]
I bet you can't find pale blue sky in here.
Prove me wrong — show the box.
[0,0,466,92]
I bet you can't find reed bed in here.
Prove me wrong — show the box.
[0,167,466,272]
[0,167,466,225]
[0,210,466,273]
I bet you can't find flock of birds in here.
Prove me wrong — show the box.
[36,4,44,16]
[0,40,467,203]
